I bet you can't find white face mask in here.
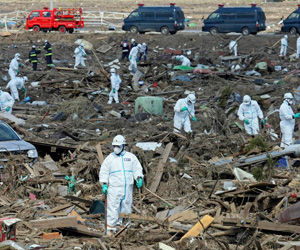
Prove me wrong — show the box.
[113,146,123,155]
[286,99,293,105]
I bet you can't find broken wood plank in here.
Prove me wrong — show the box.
[96,143,104,165]
[149,142,173,193]
[28,216,78,229]
[180,215,214,241]
[48,203,73,213]
[66,223,103,237]
[119,213,162,224]
[144,187,175,208]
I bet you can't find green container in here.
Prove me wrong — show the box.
[173,65,195,71]
[135,96,163,115]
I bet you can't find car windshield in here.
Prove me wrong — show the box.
[287,12,300,20]
[0,123,20,141]
[128,11,139,19]
[208,13,220,20]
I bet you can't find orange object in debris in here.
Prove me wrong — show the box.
[70,209,86,223]
[42,232,61,240]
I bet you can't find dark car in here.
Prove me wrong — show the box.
[281,5,300,35]
[202,4,266,36]
[122,3,185,35]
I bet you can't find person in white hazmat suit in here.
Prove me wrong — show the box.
[175,55,191,67]
[229,40,238,56]
[0,90,14,114]
[74,44,87,69]
[9,53,21,80]
[99,135,143,235]
[280,35,288,57]
[237,95,265,136]
[6,76,28,101]
[128,44,140,74]
[297,35,300,59]
[174,93,197,133]
[279,93,300,148]
[108,68,122,104]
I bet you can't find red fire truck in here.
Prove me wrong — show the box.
[26,7,84,33]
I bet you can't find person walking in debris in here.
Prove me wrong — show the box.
[279,93,300,148]
[174,55,191,67]
[74,43,87,69]
[9,53,21,80]
[120,39,130,61]
[138,42,148,61]
[43,40,54,67]
[174,93,197,133]
[131,38,137,49]
[29,45,41,71]
[237,95,265,136]
[6,76,27,101]
[108,68,122,104]
[280,35,288,57]
[0,89,14,114]
[229,40,238,56]
[99,135,143,235]
[128,44,140,74]
[297,35,300,59]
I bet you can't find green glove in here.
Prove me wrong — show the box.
[129,55,132,60]
[102,184,108,194]
[17,70,19,74]
[136,178,143,189]
[244,119,250,125]
[21,88,26,93]
[113,88,116,93]
[261,119,266,126]
[192,116,197,122]
[19,63,22,67]
[181,107,188,112]
[5,107,10,112]
[294,113,300,119]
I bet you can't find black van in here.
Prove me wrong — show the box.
[202,4,266,35]
[122,3,185,35]
[281,5,300,34]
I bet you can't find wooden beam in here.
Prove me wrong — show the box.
[149,142,173,193]
[28,216,78,229]
[96,143,104,165]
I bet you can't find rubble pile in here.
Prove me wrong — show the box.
[1,32,300,249]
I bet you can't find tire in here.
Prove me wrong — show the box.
[161,26,169,35]
[290,27,298,35]
[242,27,250,36]
[170,31,177,35]
[139,31,145,34]
[251,32,257,35]
[33,25,40,32]
[58,26,66,33]
[209,27,218,35]
[68,28,74,34]
[130,26,138,34]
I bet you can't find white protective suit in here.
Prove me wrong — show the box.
[129,46,139,73]
[176,55,191,67]
[229,40,238,56]
[280,100,295,148]
[6,77,26,101]
[99,151,143,233]
[0,90,14,114]
[237,100,264,135]
[74,46,86,69]
[280,36,288,56]
[108,73,122,104]
[297,37,300,59]
[173,97,195,133]
[9,57,19,80]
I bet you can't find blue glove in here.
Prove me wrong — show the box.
[129,55,132,60]
[136,178,143,189]
[5,107,10,112]
[192,116,197,122]
[261,119,266,126]
[244,119,250,125]
[294,113,300,119]
[102,184,108,194]
[113,88,116,93]
[181,107,188,112]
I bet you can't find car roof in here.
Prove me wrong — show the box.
[137,6,182,11]
[216,6,263,13]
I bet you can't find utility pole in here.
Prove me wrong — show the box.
[50,0,53,10]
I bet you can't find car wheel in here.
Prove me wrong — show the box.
[161,26,169,35]
[290,27,297,35]
[33,25,40,32]
[69,28,74,34]
[209,27,218,35]
[139,31,145,34]
[130,26,138,34]
[58,26,66,33]
[242,27,250,36]
[170,31,177,35]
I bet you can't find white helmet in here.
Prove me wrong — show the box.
[112,135,126,146]
[284,35,288,39]
[45,40,48,43]
[110,68,116,73]
[23,76,28,82]
[32,45,36,49]
[137,43,142,49]
[284,92,293,100]
[131,38,135,43]
[243,95,251,105]
[80,43,84,48]
[15,53,20,58]
[142,42,146,46]
[187,93,196,104]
